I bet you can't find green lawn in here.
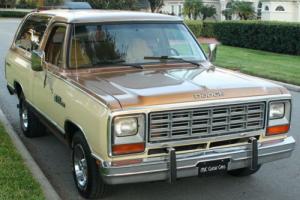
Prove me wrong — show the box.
[0,124,44,200]
[202,45,300,86]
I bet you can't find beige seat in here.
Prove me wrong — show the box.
[126,38,153,63]
[44,28,67,67]
[70,39,91,68]
[46,43,62,66]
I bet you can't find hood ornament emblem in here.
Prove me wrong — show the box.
[193,91,224,99]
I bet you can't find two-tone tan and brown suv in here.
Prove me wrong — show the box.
[5,9,295,199]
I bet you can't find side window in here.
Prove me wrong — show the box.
[15,15,51,52]
[44,26,66,67]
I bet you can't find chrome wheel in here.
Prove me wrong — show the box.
[21,105,29,130]
[74,144,88,190]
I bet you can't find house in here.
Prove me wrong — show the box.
[160,0,300,22]
[160,0,262,20]
[160,0,184,16]
[261,0,300,22]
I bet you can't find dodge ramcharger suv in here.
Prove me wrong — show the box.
[5,9,295,199]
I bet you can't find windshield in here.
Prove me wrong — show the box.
[69,23,206,68]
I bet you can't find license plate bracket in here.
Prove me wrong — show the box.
[198,158,230,177]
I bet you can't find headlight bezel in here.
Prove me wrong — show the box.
[111,114,146,156]
[267,100,291,136]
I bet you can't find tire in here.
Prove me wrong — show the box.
[19,93,45,138]
[228,165,261,177]
[72,132,108,199]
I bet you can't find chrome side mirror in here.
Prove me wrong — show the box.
[208,43,218,62]
[31,50,44,72]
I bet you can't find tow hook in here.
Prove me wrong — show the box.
[167,147,177,183]
[249,137,258,171]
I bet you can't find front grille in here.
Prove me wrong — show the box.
[149,102,265,142]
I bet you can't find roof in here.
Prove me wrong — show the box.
[37,9,182,23]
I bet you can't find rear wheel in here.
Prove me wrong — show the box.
[72,132,108,199]
[228,165,261,177]
[19,93,45,137]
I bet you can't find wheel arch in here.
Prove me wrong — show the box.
[13,80,24,98]
[64,120,90,149]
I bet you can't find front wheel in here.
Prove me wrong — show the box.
[72,132,108,199]
[228,165,261,177]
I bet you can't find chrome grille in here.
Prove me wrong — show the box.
[149,103,265,142]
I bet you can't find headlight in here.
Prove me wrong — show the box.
[269,102,285,119]
[114,117,138,137]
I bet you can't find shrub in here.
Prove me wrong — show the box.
[16,0,37,9]
[213,21,300,55]
[185,20,216,38]
[185,20,203,37]
[201,21,216,37]
[186,20,300,55]
[0,10,29,18]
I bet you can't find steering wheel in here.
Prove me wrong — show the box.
[168,48,180,56]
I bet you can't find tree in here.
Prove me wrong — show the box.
[200,5,216,20]
[76,0,137,10]
[233,1,255,20]
[16,0,37,8]
[183,0,202,20]
[45,0,63,6]
[0,0,17,8]
[148,0,164,13]
[222,9,233,20]
[183,0,192,19]
[223,1,255,20]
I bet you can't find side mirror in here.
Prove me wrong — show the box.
[31,50,44,72]
[208,43,218,62]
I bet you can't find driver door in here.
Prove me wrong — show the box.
[32,24,68,130]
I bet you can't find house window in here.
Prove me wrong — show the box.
[275,6,285,11]
[171,5,175,14]
[179,5,182,16]
[265,6,269,11]
[257,2,262,19]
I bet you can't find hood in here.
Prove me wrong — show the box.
[70,65,287,110]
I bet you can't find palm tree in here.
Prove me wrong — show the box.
[200,5,216,21]
[233,1,255,20]
[223,1,255,20]
[183,0,202,20]
[148,0,164,13]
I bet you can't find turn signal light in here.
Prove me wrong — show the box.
[112,143,145,155]
[266,124,290,136]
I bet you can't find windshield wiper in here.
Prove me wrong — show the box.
[93,59,144,69]
[144,56,201,67]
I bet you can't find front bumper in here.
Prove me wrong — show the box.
[101,136,295,185]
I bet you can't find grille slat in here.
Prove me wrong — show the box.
[149,102,265,142]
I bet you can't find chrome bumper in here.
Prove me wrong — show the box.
[100,136,295,185]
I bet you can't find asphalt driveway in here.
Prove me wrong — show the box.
[0,18,299,200]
